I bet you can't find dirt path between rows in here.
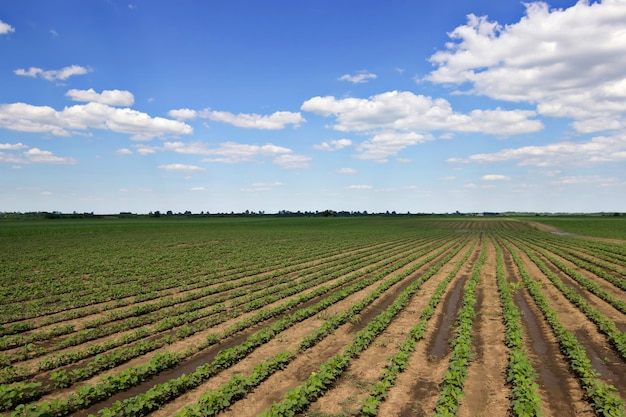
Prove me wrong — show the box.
[50,244,411,413]
[524,221,626,244]
[502,241,595,416]
[375,237,481,417]
[210,239,467,417]
[307,239,475,416]
[518,246,626,397]
[457,238,509,417]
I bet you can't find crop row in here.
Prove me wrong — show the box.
[259,238,471,416]
[1,233,397,323]
[357,239,476,416]
[510,238,626,361]
[504,239,625,417]
[432,238,486,416]
[88,236,466,417]
[1,237,424,373]
[6,237,462,416]
[2,239,438,408]
[493,237,543,417]
[173,237,473,416]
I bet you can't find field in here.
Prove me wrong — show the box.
[1,216,625,417]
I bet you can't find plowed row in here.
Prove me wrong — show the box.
[1,217,625,416]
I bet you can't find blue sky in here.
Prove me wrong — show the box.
[1,0,625,214]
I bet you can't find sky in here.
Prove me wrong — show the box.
[1,0,625,214]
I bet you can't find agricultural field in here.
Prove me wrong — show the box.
[1,216,625,417]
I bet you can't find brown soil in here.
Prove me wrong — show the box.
[10,223,626,417]
[214,239,467,417]
[376,240,481,417]
[517,246,626,396]
[307,240,474,416]
[525,221,626,244]
[67,240,442,416]
[503,243,596,416]
[457,238,509,417]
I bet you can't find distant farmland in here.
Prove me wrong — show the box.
[1,217,625,416]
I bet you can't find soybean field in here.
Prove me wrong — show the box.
[1,216,625,417]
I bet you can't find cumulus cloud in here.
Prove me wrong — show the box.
[66,89,134,106]
[0,142,27,150]
[168,108,198,120]
[190,186,205,191]
[0,19,15,35]
[355,131,432,162]
[134,145,157,155]
[273,154,311,169]
[24,148,75,164]
[347,184,373,190]
[241,182,283,192]
[116,148,133,155]
[425,1,626,133]
[481,174,510,181]
[451,133,626,167]
[0,152,23,163]
[158,164,205,172]
[199,109,305,129]
[301,91,542,135]
[173,141,293,163]
[337,167,357,174]
[0,102,192,140]
[14,65,92,81]
[313,139,352,151]
[338,70,377,83]
[551,175,624,187]
[9,148,77,165]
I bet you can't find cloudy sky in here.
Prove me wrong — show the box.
[1,0,625,214]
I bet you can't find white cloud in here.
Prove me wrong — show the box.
[347,184,373,190]
[0,20,15,35]
[14,65,92,81]
[338,70,377,84]
[0,152,23,163]
[0,102,193,140]
[162,140,297,166]
[50,29,59,37]
[241,182,283,192]
[481,174,510,181]
[158,164,205,172]
[273,154,311,169]
[302,91,542,135]
[313,138,352,151]
[337,167,357,174]
[190,186,206,191]
[23,148,76,164]
[1,146,76,165]
[0,142,27,150]
[116,148,133,155]
[551,175,624,187]
[168,108,198,120]
[453,133,626,167]
[426,1,626,133]
[355,131,432,162]
[171,141,293,163]
[134,145,157,155]
[66,89,134,106]
[199,109,305,129]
